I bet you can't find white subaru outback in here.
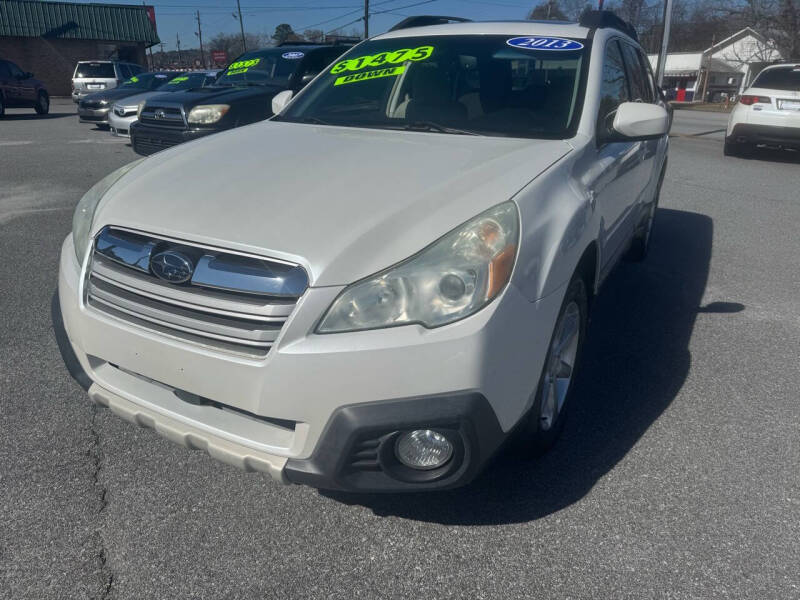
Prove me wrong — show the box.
[55,13,670,492]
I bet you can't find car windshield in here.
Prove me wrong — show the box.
[157,72,215,91]
[752,66,800,91]
[75,62,115,78]
[279,35,588,138]
[121,73,173,90]
[215,50,300,86]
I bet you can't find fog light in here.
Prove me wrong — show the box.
[395,430,453,470]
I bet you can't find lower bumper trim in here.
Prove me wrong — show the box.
[89,383,290,482]
[730,123,800,147]
[284,392,506,492]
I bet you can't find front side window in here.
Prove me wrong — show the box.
[280,35,588,139]
[597,40,629,136]
[620,42,652,102]
[215,50,300,87]
[752,67,800,91]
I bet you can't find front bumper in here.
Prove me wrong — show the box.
[130,122,218,156]
[108,111,137,137]
[728,123,800,148]
[57,234,562,491]
[78,106,110,123]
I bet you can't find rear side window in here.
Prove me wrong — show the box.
[752,67,800,91]
[620,42,653,102]
[597,40,629,133]
[75,62,116,78]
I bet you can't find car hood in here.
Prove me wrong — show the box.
[93,121,571,286]
[145,84,284,108]
[84,87,149,104]
[112,90,160,108]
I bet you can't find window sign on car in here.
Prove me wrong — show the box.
[506,36,585,51]
[227,58,261,75]
[330,46,434,73]
[168,76,189,84]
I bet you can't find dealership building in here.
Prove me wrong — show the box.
[0,0,159,96]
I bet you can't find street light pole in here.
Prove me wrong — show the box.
[195,10,206,69]
[655,0,674,88]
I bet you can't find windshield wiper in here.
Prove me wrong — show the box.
[404,121,481,136]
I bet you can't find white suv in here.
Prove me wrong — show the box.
[725,63,800,157]
[56,13,669,492]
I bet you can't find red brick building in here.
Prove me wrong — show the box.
[0,0,159,96]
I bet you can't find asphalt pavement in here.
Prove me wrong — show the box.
[1,99,799,599]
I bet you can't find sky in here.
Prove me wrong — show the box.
[98,0,556,52]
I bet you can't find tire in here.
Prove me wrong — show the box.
[34,91,49,115]
[515,275,588,456]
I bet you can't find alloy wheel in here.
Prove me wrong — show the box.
[539,301,580,431]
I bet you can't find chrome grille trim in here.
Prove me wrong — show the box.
[86,227,307,358]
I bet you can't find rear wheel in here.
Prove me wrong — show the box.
[34,91,49,115]
[516,275,588,456]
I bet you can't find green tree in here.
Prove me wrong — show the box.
[528,1,569,20]
[272,23,295,45]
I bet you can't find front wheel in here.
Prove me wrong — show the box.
[516,276,588,456]
[35,91,49,115]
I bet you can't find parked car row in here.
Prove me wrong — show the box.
[71,43,354,155]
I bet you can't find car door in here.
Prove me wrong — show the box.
[590,39,642,277]
[7,61,37,105]
[0,61,14,105]
[619,42,660,204]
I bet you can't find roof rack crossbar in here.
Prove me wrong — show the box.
[389,15,472,32]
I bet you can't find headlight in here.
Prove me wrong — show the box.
[187,104,230,124]
[72,160,144,262]
[137,100,146,117]
[317,202,519,333]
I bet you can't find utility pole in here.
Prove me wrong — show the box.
[364,0,369,39]
[176,32,183,67]
[159,42,165,68]
[235,0,247,52]
[143,1,154,70]
[195,10,206,68]
[655,0,674,88]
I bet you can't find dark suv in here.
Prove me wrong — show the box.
[131,44,350,155]
[0,59,49,117]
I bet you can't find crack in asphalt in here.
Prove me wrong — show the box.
[88,404,114,599]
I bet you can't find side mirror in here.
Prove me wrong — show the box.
[606,102,670,142]
[271,89,293,115]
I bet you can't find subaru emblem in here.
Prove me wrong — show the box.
[150,251,194,284]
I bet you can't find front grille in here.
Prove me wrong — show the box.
[139,105,185,128]
[86,227,308,358]
[132,135,178,155]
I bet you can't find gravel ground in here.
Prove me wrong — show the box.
[1,99,798,599]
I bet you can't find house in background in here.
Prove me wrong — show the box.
[648,27,782,102]
[0,0,159,96]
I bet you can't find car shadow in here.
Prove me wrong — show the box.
[322,208,738,524]
[2,112,74,120]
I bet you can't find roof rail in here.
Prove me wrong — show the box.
[578,10,638,42]
[389,15,472,32]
